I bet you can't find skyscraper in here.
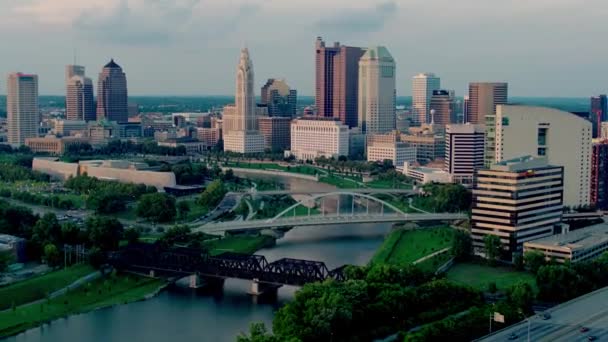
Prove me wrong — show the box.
[260,79,297,117]
[7,73,39,145]
[65,65,85,85]
[495,105,592,208]
[223,48,265,154]
[445,124,485,185]
[412,73,440,125]
[96,59,128,123]
[591,95,607,138]
[66,72,95,121]
[429,90,456,126]
[315,37,364,128]
[467,82,508,166]
[357,46,396,134]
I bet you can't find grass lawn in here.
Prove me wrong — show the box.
[226,162,322,176]
[180,199,209,222]
[416,252,452,273]
[319,174,364,189]
[0,274,164,338]
[365,179,413,190]
[371,227,454,266]
[0,264,95,311]
[447,263,536,291]
[203,235,276,256]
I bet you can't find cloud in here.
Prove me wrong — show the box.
[316,1,397,35]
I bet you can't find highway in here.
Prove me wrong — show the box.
[478,286,608,341]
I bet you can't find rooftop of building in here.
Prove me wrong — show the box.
[104,59,121,69]
[490,155,553,172]
[525,222,608,252]
[361,46,393,62]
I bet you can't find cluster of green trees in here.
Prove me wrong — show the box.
[0,163,49,182]
[65,175,157,214]
[160,162,209,185]
[136,193,177,223]
[0,189,76,210]
[416,183,472,213]
[65,140,187,158]
[197,179,227,208]
[239,265,483,342]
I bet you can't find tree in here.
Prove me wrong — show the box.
[484,235,501,264]
[61,222,82,245]
[136,193,177,223]
[507,281,535,313]
[536,265,583,302]
[0,251,13,273]
[451,230,472,260]
[86,216,124,251]
[237,323,283,342]
[43,244,61,267]
[197,179,226,208]
[32,213,62,246]
[524,250,546,274]
[177,201,190,221]
[124,228,140,245]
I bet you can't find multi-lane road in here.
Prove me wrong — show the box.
[479,286,608,341]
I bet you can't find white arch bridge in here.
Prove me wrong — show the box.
[192,191,468,234]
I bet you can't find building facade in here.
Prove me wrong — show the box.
[357,46,396,134]
[290,118,349,160]
[591,95,607,137]
[591,140,608,210]
[66,75,95,121]
[25,136,88,154]
[315,37,365,127]
[495,105,592,208]
[223,48,264,154]
[403,163,452,184]
[52,120,87,136]
[471,156,564,260]
[258,116,291,151]
[196,127,221,148]
[7,73,39,146]
[400,131,445,163]
[367,141,416,168]
[429,90,456,126]
[260,79,297,117]
[445,124,485,185]
[412,73,440,126]
[96,59,128,123]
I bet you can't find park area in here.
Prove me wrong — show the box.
[446,263,536,291]
[371,226,454,272]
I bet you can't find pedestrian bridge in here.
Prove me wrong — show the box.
[193,191,468,234]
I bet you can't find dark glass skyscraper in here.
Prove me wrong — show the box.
[96,59,128,123]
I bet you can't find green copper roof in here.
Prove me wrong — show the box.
[362,46,393,61]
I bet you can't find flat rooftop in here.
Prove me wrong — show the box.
[478,286,608,341]
[525,222,608,252]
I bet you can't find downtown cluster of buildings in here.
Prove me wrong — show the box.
[4,38,608,264]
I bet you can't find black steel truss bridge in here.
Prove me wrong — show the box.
[108,243,348,287]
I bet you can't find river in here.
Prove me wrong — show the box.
[7,173,392,342]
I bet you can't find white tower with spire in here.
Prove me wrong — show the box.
[223,48,265,154]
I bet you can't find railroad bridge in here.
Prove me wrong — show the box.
[109,243,348,295]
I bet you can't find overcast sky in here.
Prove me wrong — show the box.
[1,0,606,97]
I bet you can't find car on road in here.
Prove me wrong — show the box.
[580,326,590,333]
[508,333,518,340]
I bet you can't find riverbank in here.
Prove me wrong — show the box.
[0,272,165,338]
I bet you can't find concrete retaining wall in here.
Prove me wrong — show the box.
[32,158,79,180]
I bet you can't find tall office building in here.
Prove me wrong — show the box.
[260,79,297,117]
[445,124,485,185]
[412,73,440,125]
[429,90,456,126]
[96,59,128,123]
[65,65,85,84]
[258,116,291,151]
[7,73,39,145]
[467,82,508,166]
[66,75,95,121]
[223,48,265,154]
[591,140,608,210]
[591,95,607,138]
[495,105,592,208]
[357,46,396,134]
[315,37,365,128]
[471,156,563,260]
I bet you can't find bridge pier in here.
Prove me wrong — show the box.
[189,274,201,288]
[248,278,282,297]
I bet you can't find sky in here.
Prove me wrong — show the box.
[0,0,607,97]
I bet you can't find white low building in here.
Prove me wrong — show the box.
[402,162,452,184]
[368,142,416,169]
[290,118,349,160]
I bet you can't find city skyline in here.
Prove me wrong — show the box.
[0,0,606,97]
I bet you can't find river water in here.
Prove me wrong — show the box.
[6,173,392,342]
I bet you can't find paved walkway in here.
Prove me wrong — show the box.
[413,247,451,265]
